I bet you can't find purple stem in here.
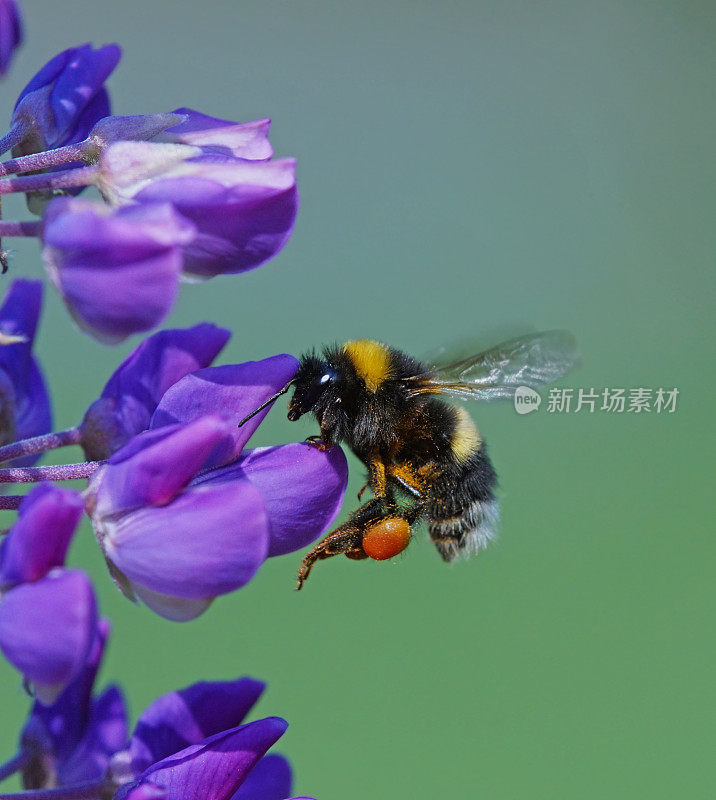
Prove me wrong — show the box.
[0,220,42,237]
[0,121,28,158]
[0,749,30,783]
[0,780,105,800]
[0,143,90,177]
[0,428,82,464]
[0,166,98,196]
[0,496,23,511]
[0,462,102,483]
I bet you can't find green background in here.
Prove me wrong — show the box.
[1,1,713,797]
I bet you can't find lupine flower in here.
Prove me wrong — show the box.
[109,677,266,786]
[19,619,128,789]
[0,279,52,466]
[117,155,298,278]
[41,197,196,343]
[86,356,348,621]
[158,108,273,160]
[114,718,289,800]
[0,484,96,703]
[80,322,230,460]
[9,43,121,212]
[0,0,23,77]
[11,43,121,157]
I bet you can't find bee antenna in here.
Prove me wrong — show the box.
[237,380,294,428]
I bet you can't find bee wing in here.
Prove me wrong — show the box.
[406,330,579,401]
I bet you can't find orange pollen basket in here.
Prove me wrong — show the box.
[362,517,412,561]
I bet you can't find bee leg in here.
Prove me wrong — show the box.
[357,481,370,501]
[296,523,364,590]
[304,434,333,452]
[366,452,388,499]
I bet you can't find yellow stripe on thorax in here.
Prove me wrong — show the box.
[343,339,392,392]
[451,406,482,463]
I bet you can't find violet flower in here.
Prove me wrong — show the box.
[109,677,266,786]
[86,356,348,621]
[0,279,52,465]
[19,619,128,789]
[80,322,230,460]
[0,484,97,703]
[114,718,289,800]
[41,197,196,343]
[158,108,273,160]
[122,155,298,278]
[10,42,121,157]
[0,0,22,78]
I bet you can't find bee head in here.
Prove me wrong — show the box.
[288,354,338,422]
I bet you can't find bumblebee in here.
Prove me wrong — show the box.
[239,331,578,588]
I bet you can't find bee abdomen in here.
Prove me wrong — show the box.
[428,498,500,562]
[426,447,499,562]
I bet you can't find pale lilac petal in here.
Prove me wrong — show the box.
[0,484,84,587]
[129,678,265,775]
[89,417,235,517]
[150,356,299,461]
[42,200,195,344]
[102,479,269,604]
[198,443,348,557]
[0,570,97,702]
[163,109,273,160]
[230,753,292,800]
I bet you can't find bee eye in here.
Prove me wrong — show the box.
[319,372,334,385]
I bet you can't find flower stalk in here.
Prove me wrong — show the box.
[0,120,28,158]
[0,428,82,464]
[0,144,89,177]
[0,462,101,483]
[0,166,99,196]
[0,749,31,783]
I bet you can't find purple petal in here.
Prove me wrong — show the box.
[121,786,166,800]
[0,569,97,703]
[0,0,23,77]
[89,417,237,516]
[42,200,194,344]
[129,678,265,775]
[58,685,129,785]
[135,158,298,278]
[150,356,299,462]
[230,754,292,800]
[81,323,230,460]
[0,484,84,587]
[163,109,273,160]
[101,478,269,606]
[198,443,348,557]
[49,44,120,137]
[0,280,52,462]
[23,619,112,767]
[14,44,120,148]
[123,718,288,800]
